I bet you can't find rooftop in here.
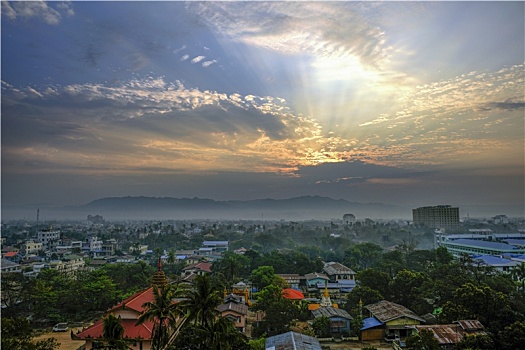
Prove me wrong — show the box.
[365,300,425,323]
[265,331,321,350]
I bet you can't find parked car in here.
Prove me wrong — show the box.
[52,323,69,332]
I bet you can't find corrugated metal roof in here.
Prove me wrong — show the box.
[323,261,356,276]
[361,317,383,330]
[265,331,321,350]
[455,320,485,332]
[415,325,463,344]
[451,239,517,250]
[365,300,425,323]
[216,302,248,315]
[312,306,352,320]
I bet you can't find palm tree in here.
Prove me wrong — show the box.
[136,283,184,350]
[101,313,130,350]
[181,274,222,329]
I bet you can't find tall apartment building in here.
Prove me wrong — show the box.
[412,205,460,229]
[37,229,61,250]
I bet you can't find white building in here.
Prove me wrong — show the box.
[37,229,60,250]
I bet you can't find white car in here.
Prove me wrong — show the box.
[52,323,69,332]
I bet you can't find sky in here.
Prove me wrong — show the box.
[1,1,524,218]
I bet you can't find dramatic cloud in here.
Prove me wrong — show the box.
[2,1,523,214]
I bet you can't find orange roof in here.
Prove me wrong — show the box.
[282,288,304,300]
[74,318,154,340]
[4,251,18,257]
[109,287,155,314]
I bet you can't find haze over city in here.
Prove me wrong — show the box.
[2,1,524,219]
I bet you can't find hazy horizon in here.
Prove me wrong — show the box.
[2,2,524,218]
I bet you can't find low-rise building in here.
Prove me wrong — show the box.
[364,300,425,341]
[323,261,356,282]
[21,240,43,255]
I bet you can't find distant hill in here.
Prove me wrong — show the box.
[64,195,409,220]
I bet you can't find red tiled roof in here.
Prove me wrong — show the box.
[109,287,154,314]
[75,318,154,340]
[4,252,18,257]
[282,288,305,300]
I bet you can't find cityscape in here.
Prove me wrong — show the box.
[2,2,524,350]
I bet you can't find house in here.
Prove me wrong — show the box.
[181,262,212,278]
[413,320,486,349]
[265,331,322,350]
[311,306,352,335]
[216,302,249,333]
[277,274,305,289]
[0,258,22,274]
[2,251,21,263]
[323,261,356,282]
[73,260,176,350]
[364,300,425,340]
[305,272,329,291]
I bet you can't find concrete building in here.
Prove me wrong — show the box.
[413,205,460,230]
[21,240,43,255]
[37,229,61,250]
[343,213,356,225]
[438,237,525,257]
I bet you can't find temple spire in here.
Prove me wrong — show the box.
[151,257,167,287]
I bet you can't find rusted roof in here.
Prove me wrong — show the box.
[455,320,485,332]
[415,325,463,345]
[365,300,425,323]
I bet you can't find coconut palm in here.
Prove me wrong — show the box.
[181,274,222,329]
[136,283,184,350]
[101,313,130,350]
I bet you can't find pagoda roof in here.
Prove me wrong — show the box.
[74,318,154,340]
[109,287,155,314]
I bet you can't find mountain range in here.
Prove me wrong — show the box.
[67,195,409,221]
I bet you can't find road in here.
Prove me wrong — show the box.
[34,327,85,350]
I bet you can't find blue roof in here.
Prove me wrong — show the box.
[504,239,525,245]
[361,317,383,330]
[473,255,518,265]
[452,239,518,250]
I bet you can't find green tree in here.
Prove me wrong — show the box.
[498,320,525,350]
[356,268,391,300]
[405,329,440,350]
[137,283,183,350]
[1,317,59,350]
[252,284,297,337]
[344,242,383,270]
[250,265,279,291]
[344,286,383,316]
[456,334,495,350]
[390,269,430,314]
[312,316,331,337]
[213,251,249,285]
[441,283,514,333]
[511,263,525,294]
